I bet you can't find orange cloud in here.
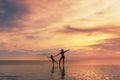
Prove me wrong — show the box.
[0,0,120,60]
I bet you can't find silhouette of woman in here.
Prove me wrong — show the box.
[48,55,58,66]
[55,49,70,66]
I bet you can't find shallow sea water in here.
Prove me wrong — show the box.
[0,61,120,80]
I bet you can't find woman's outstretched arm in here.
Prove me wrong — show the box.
[64,49,70,53]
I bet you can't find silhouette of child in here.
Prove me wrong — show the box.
[48,55,57,66]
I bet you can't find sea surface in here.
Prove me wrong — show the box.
[0,61,120,80]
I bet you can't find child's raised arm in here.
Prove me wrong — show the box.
[46,56,51,58]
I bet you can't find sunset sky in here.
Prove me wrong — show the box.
[0,0,120,64]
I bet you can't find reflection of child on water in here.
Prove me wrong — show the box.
[48,55,58,65]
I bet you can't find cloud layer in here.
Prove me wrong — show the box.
[0,0,28,30]
[0,0,120,61]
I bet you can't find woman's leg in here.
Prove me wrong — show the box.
[63,57,65,66]
[59,57,62,66]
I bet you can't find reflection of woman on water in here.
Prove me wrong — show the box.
[48,55,57,66]
[59,65,65,79]
[55,49,70,66]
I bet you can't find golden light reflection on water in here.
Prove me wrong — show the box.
[66,63,116,80]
